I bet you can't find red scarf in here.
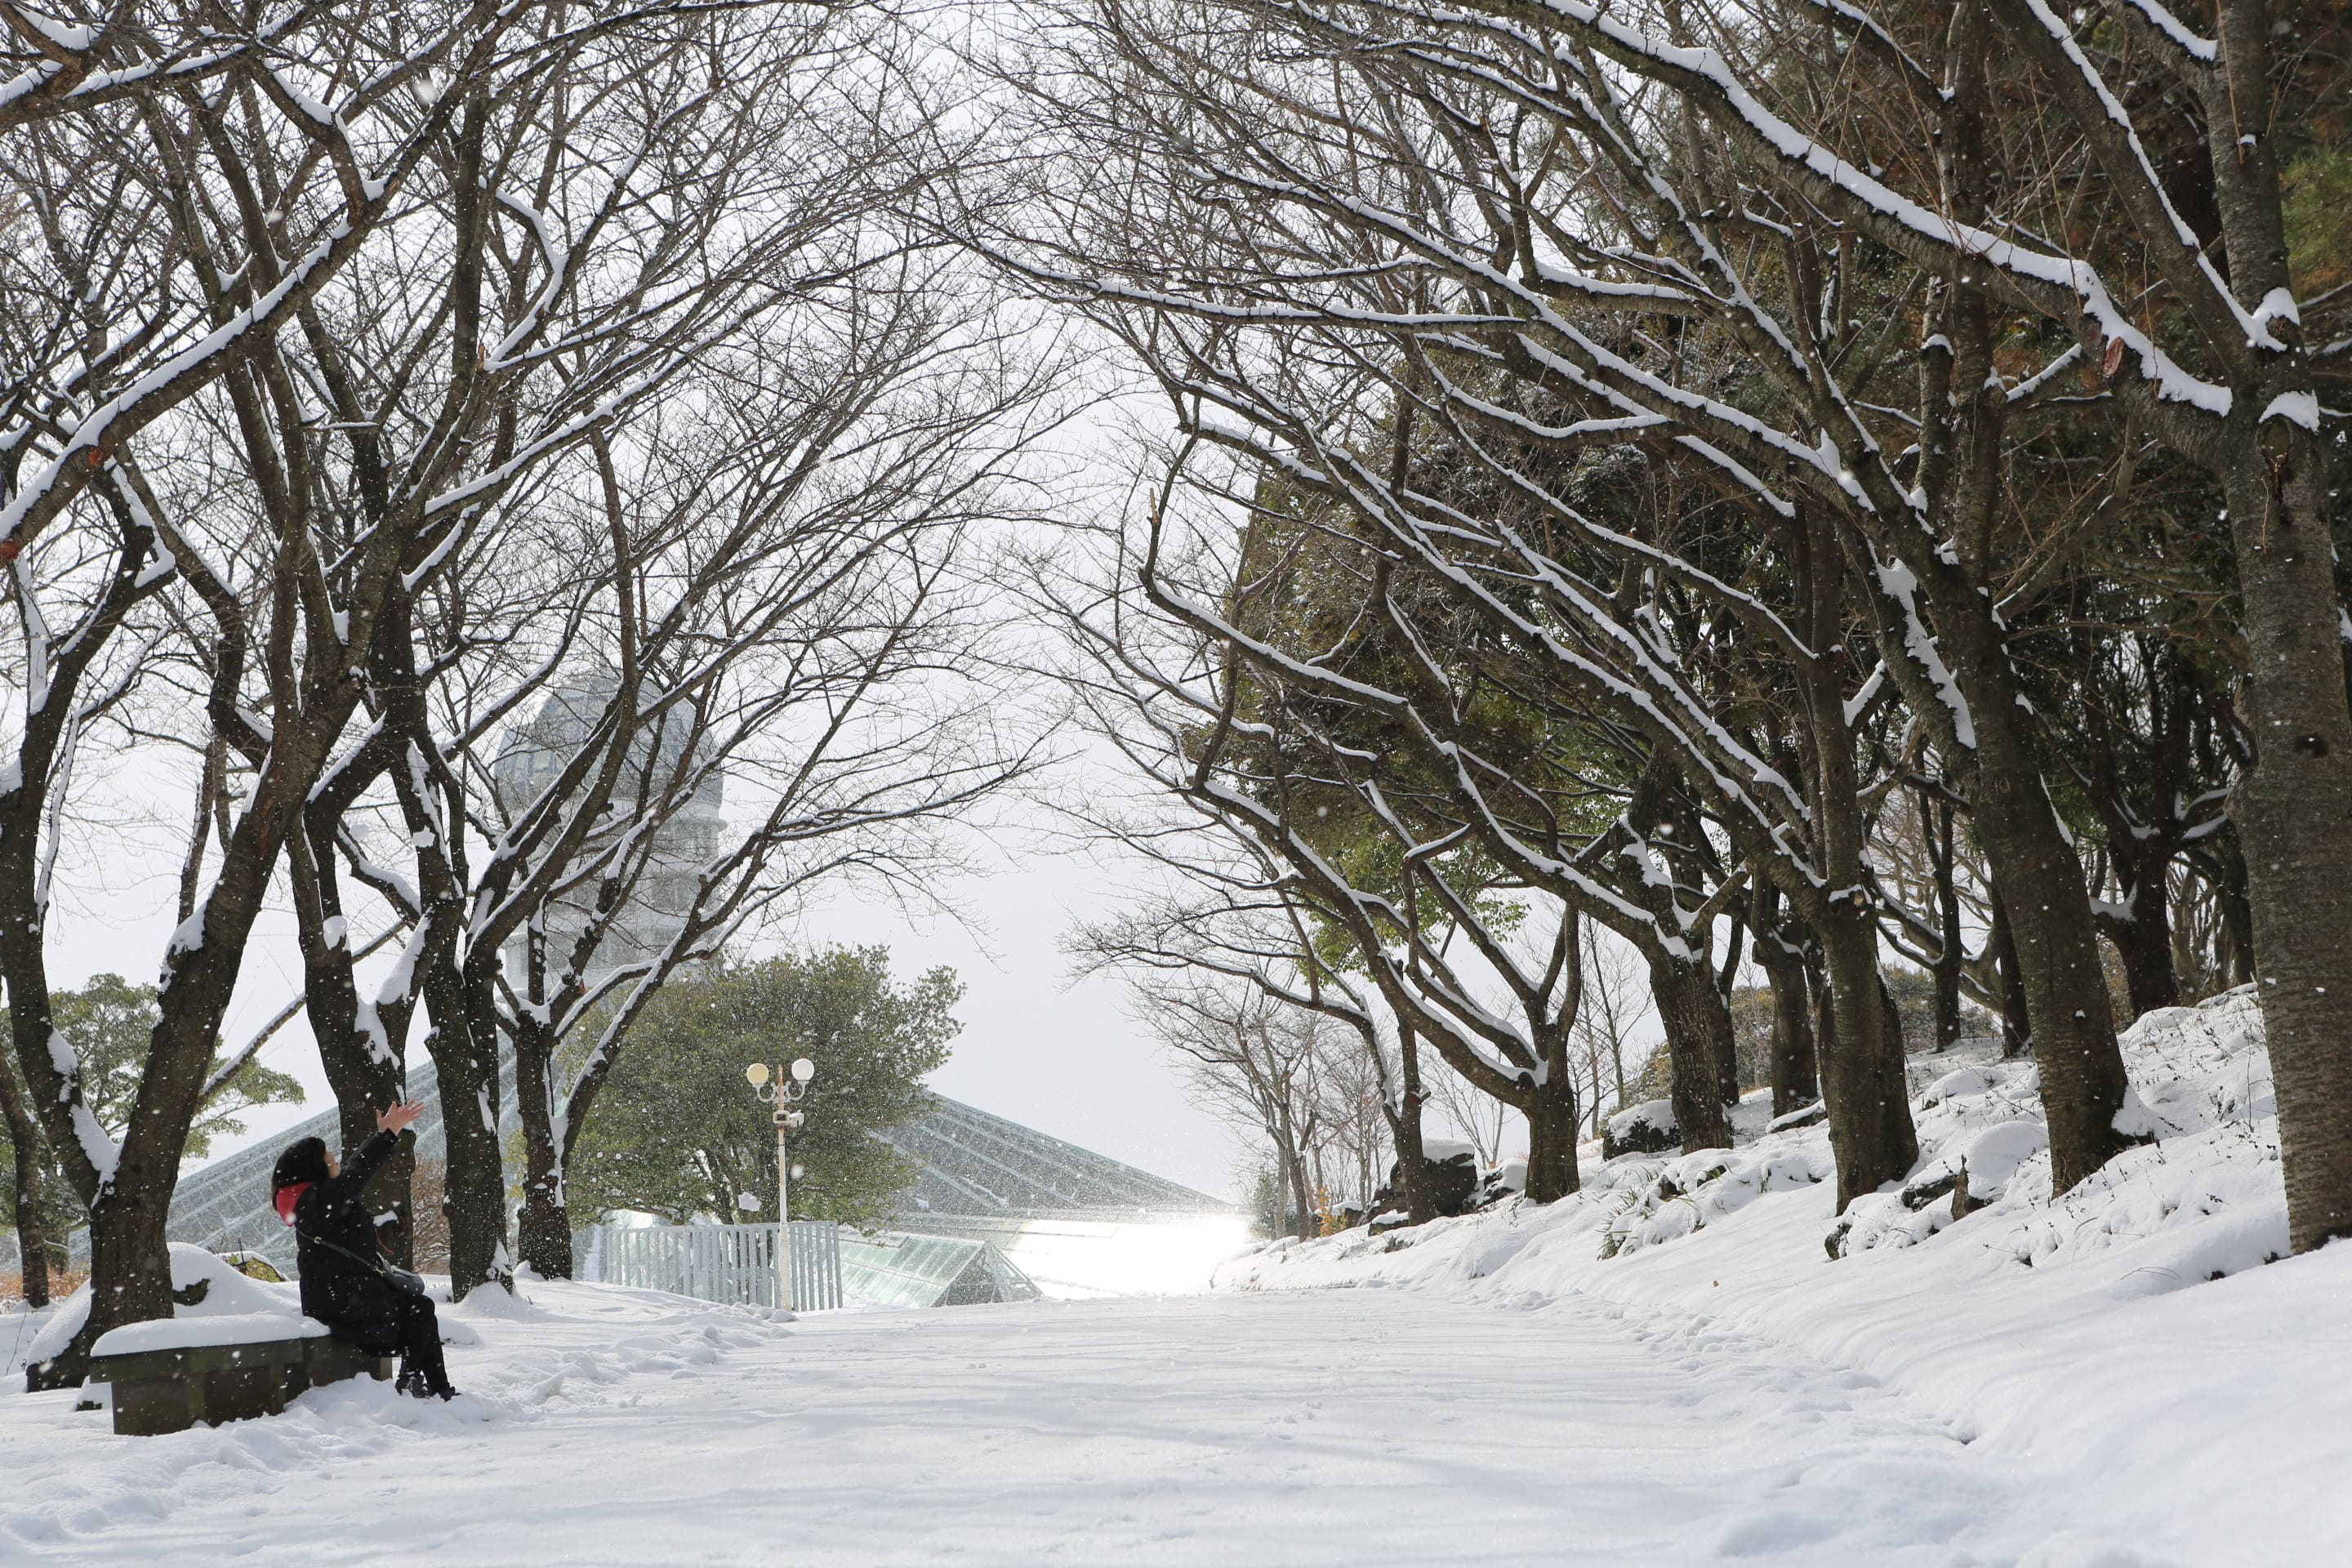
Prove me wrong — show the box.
[274,1182,314,1227]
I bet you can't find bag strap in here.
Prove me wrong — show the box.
[299,1218,397,1279]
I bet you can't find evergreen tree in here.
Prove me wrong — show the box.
[565,949,959,1228]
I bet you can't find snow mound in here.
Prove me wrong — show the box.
[1830,986,2278,1266]
[1597,1139,1833,1258]
[3,1279,793,1552]
[32,1245,309,1369]
[1603,1098,1678,1156]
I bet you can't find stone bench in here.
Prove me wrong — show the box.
[90,1314,394,1436]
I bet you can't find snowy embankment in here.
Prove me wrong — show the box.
[1218,987,2352,1566]
[2,1277,791,1557]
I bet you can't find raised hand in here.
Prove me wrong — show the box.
[376,1098,426,1136]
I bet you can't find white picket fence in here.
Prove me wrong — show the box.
[575,1221,843,1311]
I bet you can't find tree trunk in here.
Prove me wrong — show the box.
[514,1013,573,1279]
[1878,972,1909,1084]
[1288,1143,1316,1241]
[2218,429,2352,1252]
[2100,885,2182,1024]
[1916,459,2132,1192]
[1646,955,1735,1152]
[1748,880,1818,1116]
[1387,1025,1438,1223]
[1521,1067,1581,1201]
[0,1049,51,1308]
[1927,795,1965,1049]
[422,959,510,1298]
[1753,934,1819,1117]
[1971,744,2134,1192]
[2204,833,2257,989]
[1813,905,1919,1209]
[1889,16,2130,1196]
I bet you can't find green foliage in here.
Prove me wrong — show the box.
[2285,149,2352,299]
[1244,1163,1285,1240]
[49,973,305,1158]
[564,948,960,1228]
[1629,969,1996,1103]
[1223,460,1619,974]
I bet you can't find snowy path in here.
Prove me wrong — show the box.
[3,1284,2083,1566]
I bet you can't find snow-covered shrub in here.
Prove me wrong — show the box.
[1603,1098,1678,1157]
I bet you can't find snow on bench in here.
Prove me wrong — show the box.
[91,1311,328,1357]
[32,1243,395,1435]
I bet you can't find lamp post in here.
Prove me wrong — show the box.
[744,1056,815,1308]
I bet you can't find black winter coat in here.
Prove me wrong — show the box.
[292,1130,408,1346]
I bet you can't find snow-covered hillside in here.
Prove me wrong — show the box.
[1219,987,2350,1566]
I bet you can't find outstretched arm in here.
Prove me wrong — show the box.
[345,1098,426,1186]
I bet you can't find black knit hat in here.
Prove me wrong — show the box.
[272,1136,329,1192]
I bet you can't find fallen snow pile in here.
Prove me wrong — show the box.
[1219,987,2346,1565]
[25,1245,326,1370]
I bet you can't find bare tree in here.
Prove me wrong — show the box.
[1130,973,1361,1240]
[1572,924,1652,1137]
[5,0,594,1379]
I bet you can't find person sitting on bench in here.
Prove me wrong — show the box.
[270,1100,457,1400]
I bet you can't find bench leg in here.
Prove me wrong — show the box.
[111,1377,202,1437]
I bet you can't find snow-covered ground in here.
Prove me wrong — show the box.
[2,988,2345,1565]
[2,1276,2296,1566]
[1218,987,2352,1566]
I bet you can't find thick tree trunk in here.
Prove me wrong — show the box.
[2218,439,2352,1253]
[1926,796,1965,1049]
[1748,880,1818,1116]
[1968,721,2133,1190]
[0,1051,51,1308]
[1646,955,1735,1152]
[515,1183,572,1279]
[1878,973,1909,1080]
[422,962,510,1298]
[1813,906,1919,1209]
[1387,1025,1437,1223]
[1521,1067,1581,1202]
[1753,933,1819,1117]
[1288,1144,1316,1241]
[1270,1140,1290,1240]
[514,1015,573,1278]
